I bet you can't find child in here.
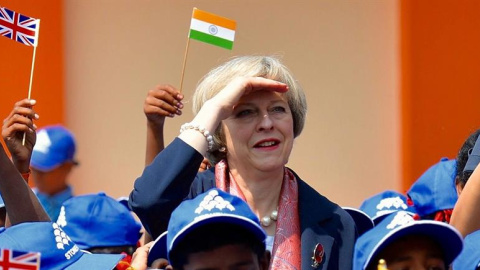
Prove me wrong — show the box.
[146,188,270,270]
[353,211,463,270]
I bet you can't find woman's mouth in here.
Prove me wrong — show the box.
[254,139,280,148]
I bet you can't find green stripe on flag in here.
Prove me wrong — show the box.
[189,29,233,50]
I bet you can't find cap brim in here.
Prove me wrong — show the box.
[117,196,132,211]
[31,152,78,172]
[65,251,124,270]
[148,231,168,265]
[343,207,374,236]
[365,221,463,267]
[169,214,266,254]
[30,151,62,172]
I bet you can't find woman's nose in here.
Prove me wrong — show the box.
[257,113,274,131]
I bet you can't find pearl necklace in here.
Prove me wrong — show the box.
[260,208,278,227]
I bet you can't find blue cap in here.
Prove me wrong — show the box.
[0,222,124,269]
[407,158,458,217]
[148,188,266,264]
[343,207,374,236]
[359,190,415,225]
[56,193,142,250]
[453,230,480,270]
[31,125,77,172]
[353,211,463,270]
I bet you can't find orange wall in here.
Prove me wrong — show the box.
[0,1,64,151]
[5,1,480,204]
[64,1,400,206]
[401,1,480,191]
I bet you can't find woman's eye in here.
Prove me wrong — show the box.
[271,106,286,113]
[236,109,255,117]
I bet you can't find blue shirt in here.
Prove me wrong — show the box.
[34,186,73,220]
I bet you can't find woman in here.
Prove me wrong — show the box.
[130,56,356,269]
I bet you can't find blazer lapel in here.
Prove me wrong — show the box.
[297,178,337,270]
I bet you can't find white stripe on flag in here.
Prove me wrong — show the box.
[190,18,235,42]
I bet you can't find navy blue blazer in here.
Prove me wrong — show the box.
[130,138,356,270]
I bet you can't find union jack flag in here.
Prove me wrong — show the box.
[0,249,40,270]
[0,6,39,47]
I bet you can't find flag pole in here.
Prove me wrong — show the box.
[23,19,40,145]
[179,35,191,93]
[179,8,197,93]
[27,45,38,100]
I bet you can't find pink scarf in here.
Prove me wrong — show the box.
[215,160,301,270]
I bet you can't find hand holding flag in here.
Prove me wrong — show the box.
[0,6,41,145]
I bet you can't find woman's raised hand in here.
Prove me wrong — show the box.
[207,77,288,120]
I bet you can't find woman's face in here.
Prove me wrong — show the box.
[222,90,294,173]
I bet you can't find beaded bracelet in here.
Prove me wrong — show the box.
[180,123,214,151]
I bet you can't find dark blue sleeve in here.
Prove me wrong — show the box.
[129,138,204,238]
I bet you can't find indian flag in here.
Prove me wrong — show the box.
[189,8,236,50]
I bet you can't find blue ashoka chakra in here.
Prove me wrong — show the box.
[208,25,219,35]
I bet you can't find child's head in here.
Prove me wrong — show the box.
[56,192,142,255]
[359,190,415,225]
[169,223,269,270]
[369,234,447,270]
[407,158,458,222]
[353,211,463,270]
[148,188,269,270]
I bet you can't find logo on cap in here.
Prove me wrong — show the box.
[52,223,80,260]
[386,211,413,230]
[35,130,52,154]
[53,223,71,250]
[194,190,235,215]
[376,196,408,215]
[57,206,67,227]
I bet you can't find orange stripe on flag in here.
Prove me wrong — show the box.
[192,8,236,31]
